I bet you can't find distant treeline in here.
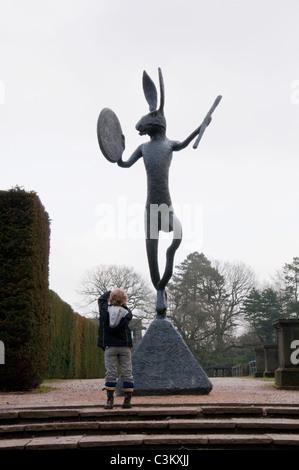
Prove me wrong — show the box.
[0,187,104,391]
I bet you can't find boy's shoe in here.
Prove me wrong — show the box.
[104,390,114,409]
[122,392,132,408]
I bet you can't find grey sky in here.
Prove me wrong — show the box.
[1,0,299,313]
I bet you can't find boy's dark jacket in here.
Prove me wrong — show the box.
[97,291,133,349]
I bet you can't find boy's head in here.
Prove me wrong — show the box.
[108,289,128,306]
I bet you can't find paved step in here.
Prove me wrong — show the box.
[2,418,299,437]
[0,405,201,422]
[1,432,299,450]
[2,417,299,437]
[1,404,299,450]
[4,403,299,421]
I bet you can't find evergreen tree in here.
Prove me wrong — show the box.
[242,287,283,344]
[168,252,255,368]
[283,257,299,316]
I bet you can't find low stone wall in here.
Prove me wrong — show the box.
[232,360,256,377]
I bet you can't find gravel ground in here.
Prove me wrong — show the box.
[0,377,299,409]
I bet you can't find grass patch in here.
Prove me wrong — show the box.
[42,378,63,384]
[257,376,275,382]
[32,385,57,393]
[31,379,63,393]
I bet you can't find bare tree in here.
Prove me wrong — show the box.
[215,260,257,326]
[167,252,256,367]
[78,264,155,322]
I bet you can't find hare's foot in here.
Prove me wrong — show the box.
[156,289,167,317]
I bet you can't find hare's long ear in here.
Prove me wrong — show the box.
[158,67,165,112]
[143,71,157,112]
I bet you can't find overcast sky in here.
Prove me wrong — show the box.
[1,0,299,314]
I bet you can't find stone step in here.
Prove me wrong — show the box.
[1,417,299,437]
[3,404,299,423]
[1,432,299,450]
[0,405,202,422]
[169,417,299,431]
[2,404,299,450]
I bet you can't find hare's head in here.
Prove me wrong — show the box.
[136,68,166,138]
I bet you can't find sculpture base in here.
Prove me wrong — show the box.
[275,367,299,389]
[116,316,212,396]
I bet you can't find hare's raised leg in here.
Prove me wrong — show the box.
[157,235,182,291]
[158,213,182,290]
[145,209,182,316]
[157,214,182,315]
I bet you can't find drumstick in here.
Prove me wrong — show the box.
[193,95,222,149]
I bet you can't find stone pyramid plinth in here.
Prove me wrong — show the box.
[117,316,212,396]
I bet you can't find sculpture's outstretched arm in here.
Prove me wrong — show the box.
[173,95,222,152]
[117,144,143,168]
[172,124,207,152]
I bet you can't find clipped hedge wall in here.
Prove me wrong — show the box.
[47,290,104,379]
[0,187,50,391]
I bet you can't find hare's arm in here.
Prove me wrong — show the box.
[173,95,221,152]
[172,124,205,152]
[117,145,143,168]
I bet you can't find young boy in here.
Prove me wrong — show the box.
[98,289,134,409]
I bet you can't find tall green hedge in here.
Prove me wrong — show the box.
[47,290,104,379]
[0,187,50,391]
[0,187,104,389]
